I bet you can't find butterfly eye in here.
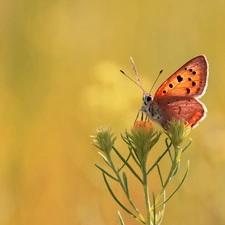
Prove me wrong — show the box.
[143,95,152,105]
[146,96,152,102]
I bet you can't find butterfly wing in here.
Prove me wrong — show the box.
[153,55,208,101]
[155,96,206,128]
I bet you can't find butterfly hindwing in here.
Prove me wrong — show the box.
[157,96,206,128]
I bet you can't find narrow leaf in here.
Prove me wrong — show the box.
[152,193,156,225]
[147,145,170,175]
[170,160,180,180]
[130,147,141,166]
[156,161,189,209]
[118,152,132,172]
[167,145,173,162]
[165,138,172,149]
[157,164,164,186]
[122,172,129,197]
[118,211,125,225]
[98,152,111,167]
[102,173,145,224]
[120,134,130,145]
[182,138,192,153]
[112,146,143,184]
[94,164,118,181]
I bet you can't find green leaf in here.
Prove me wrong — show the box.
[98,152,111,167]
[182,138,192,153]
[102,173,145,224]
[112,146,143,184]
[130,149,141,168]
[170,160,180,180]
[118,152,132,172]
[120,133,130,145]
[156,160,189,209]
[94,164,118,181]
[147,144,171,175]
[118,211,125,225]
[152,193,156,225]
[157,164,164,186]
[122,172,129,197]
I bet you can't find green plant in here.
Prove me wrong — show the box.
[91,119,191,225]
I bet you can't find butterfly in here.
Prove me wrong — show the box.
[121,55,209,130]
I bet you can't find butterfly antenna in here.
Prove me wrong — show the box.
[149,69,163,93]
[120,70,144,90]
[129,57,147,94]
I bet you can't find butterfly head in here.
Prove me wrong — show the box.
[141,93,162,124]
[141,93,153,113]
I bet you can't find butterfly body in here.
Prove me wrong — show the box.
[140,55,208,129]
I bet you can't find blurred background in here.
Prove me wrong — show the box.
[1,0,225,224]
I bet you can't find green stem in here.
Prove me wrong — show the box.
[142,162,151,225]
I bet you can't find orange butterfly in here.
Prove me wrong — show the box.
[123,56,209,130]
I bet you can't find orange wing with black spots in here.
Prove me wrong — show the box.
[153,55,208,101]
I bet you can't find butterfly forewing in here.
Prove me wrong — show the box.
[153,55,208,101]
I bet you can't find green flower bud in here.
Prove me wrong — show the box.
[91,126,116,156]
[165,119,191,147]
[126,121,161,166]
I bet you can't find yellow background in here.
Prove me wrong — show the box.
[1,0,225,224]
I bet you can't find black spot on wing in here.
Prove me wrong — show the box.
[177,75,183,82]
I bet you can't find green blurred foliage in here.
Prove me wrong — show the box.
[0,0,225,224]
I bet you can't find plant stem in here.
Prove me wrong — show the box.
[142,162,151,225]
